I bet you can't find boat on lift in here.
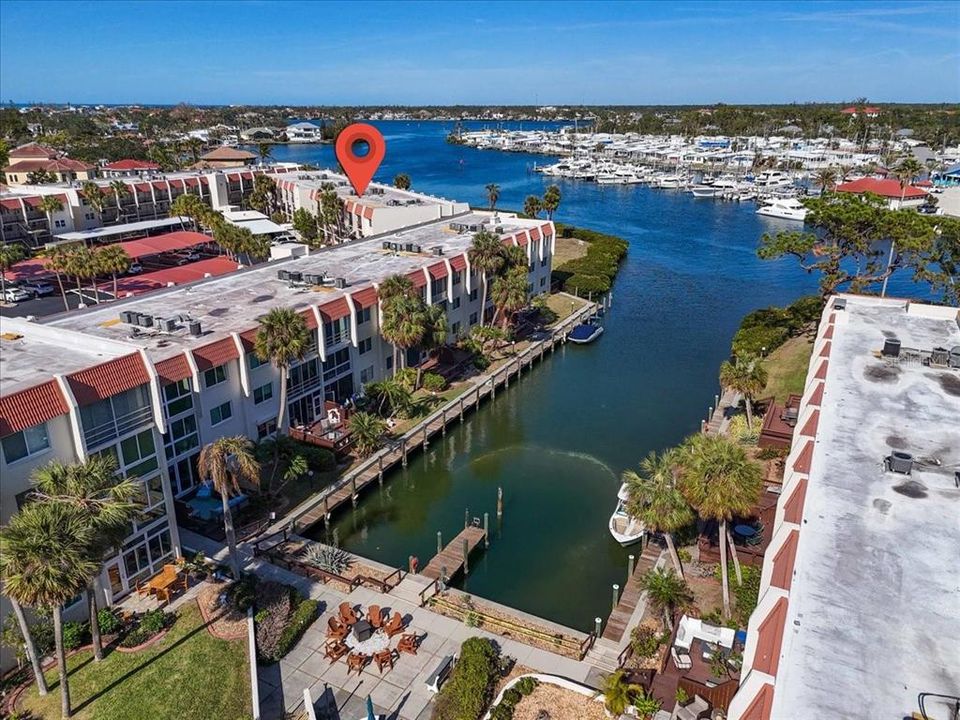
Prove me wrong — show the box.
[609,482,645,546]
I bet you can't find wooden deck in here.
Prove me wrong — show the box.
[285,300,598,535]
[421,526,487,581]
[602,538,663,643]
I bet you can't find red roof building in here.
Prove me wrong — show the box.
[102,159,161,176]
[840,106,881,117]
[835,177,927,202]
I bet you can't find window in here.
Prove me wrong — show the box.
[452,297,461,310]
[210,401,232,425]
[2,423,50,464]
[469,312,478,326]
[357,307,371,325]
[163,378,192,416]
[203,365,227,388]
[359,338,372,355]
[322,348,350,381]
[254,382,273,404]
[257,419,277,440]
[541,256,549,268]
[452,270,462,286]
[324,317,350,347]
[164,416,198,458]
[385,356,393,370]
[121,429,158,477]
[360,366,374,384]
[288,358,320,393]
[431,277,445,299]
[54,219,66,228]
[79,385,153,449]
[540,277,546,287]
[248,352,266,370]
[452,321,461,336]
[469,288,478,302]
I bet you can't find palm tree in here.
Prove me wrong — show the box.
[894,157,924,206]
[254,307,310,486]
[718,356,768,430]
[185,137,204,164]
[678,434,763,619]
[80,181,105,218]
[393,173,411,190]
[197,437,261,578]
[542,184,562,220]
[0,502,98,718]
[485,183,500,210]
[30,456,141,662]
[638,567,693,630]
[468,229,504,327]
[109,180,130,222]
[490,266,529,327]
[378,274,422,373]
[349,412,387,456]
[0,241,25,300]
[363,379,411,418]
[623,449,694,577]
[170,192,207,230]
[381,294,426,372]
[813,167,838,193]
[95,245,131,300]
[37,195,64,240]
[45,243,74,312]
[257,142,272,165]
[415,303,447,389]
[62,244,97,305]
[523,194,543,219]
[601,669,644,716]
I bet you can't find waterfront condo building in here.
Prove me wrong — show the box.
[0,207,555,671]
[727,295,960,720]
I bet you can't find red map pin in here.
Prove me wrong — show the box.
[335,123,386,197]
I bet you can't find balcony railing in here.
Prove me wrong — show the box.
[288,374,322,398]
[324,330,350,349]
[83,405,154,450]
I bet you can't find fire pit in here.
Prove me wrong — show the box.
[353,619,373,643]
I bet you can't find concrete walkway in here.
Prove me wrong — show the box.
[180,530,600,720]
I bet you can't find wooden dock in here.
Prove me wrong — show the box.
[602,539,663,643]
[421,526,487,581]
[285,299,598,534]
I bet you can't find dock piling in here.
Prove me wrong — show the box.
[351,476,357,506]
[464,508,469,529]
[437,531,442,555]
[402,438,408,467]
[497,487,503,519]
[595,617,602,637]
[483,513,489,547]
[628,554,635,579]
[462,538,469,575]
[459,396,464,423]
[612,583,620,611]
[441,409,446,436]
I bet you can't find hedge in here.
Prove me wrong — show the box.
[552,223,629,295]
[431,637,500,720]
[731,294,823,358]
[276,599,319,659]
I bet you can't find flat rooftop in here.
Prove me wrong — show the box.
[274,170,465,210]
[42,211,539,364]
[774,297,960,718]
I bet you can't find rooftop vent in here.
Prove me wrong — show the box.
[881,338,901,358]
[432,246,444,257]
[950,346,960,369]
[288,271,302,282]
[120,310,137,324]
[382,241,391,250]
[885,451,913,475]
[188,320,202,336]
[930,346,949,366]
[334,277,347,289]
[277,269,291,281]
[137,314,153,328]
[159,317,177,332]
[834,298,847,311]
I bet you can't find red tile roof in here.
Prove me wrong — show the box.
[0,380,69,438]
[239,328,258,351]
[351,286,379,309]
[408,270,427,288]
[154,354,192,384]
[799,409,820,438]
[783,478,808,525]
[4,158,94,173]
[300,308,318,330]
[427,262,448,279]
[770,529,800,591]
[792,440,815,474]
[103,159,160,171]
[9,142,59,159]
[449,254,467,272]
[318,297,350,322]
[67,353,150,406]
[753,597,788,676]
[192,337,239,370]
[740,684,775,720]
[808,382,824,407]
[200,146,257,161]
[529,226,541,242]
[835,177,927,199]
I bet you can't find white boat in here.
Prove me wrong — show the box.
[690,185,719,198]
[657,174,686,189]
[609,483,645,546]
[754,170,794,188]
[756,197,808,221]
[568,321,604,344]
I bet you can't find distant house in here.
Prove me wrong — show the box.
[286,121,323,142]
[239,127,276,141]
[101,159,161,178]
[3,143,97,185]
[193,146,258,169]
[840,106,881,118]
[835,177,928,209]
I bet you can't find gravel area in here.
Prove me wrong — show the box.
[197,583,247,640]
[512,684,606,720]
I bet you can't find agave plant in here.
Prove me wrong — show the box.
[303,543,354,575]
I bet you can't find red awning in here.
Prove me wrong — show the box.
[301,308,318,329]
[154,354,192,384]
[0,380,69,439]
[67,353,150,406]
[117,231,210,259]
[529,226,542,242]
[427,262,448,280]
[408,270,427,288]
[318,297,350,322]
[134,183,151,193]
[104,256,238,297]
[449,254,467,272]
[351,286,378,308]
[192,337,239,370]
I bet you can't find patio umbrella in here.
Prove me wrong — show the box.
[366,695,376,720]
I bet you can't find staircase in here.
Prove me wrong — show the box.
[390,574,433,606]
[585,637,622,673]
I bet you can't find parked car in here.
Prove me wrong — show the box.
[2,286,32,303]
[126,262,143,275]
[175,250,201,263]
[20,280,55,297]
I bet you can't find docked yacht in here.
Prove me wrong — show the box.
[609,483,645,546]
[690,185,720,198]
[756,197,808,221]
[754,170,794,188]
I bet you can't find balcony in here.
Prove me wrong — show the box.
[83,405,154,450]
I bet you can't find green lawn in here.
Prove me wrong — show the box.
[544,292,589,323]
[762,335,815,403]
[20,604,251,720]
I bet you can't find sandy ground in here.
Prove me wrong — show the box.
[512,683,606,720]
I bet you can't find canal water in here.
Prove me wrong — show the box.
[265,122,918,631]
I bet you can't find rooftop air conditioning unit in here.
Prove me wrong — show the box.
[834,298,847,311]
[382,241,391,250]
[137,314,153,327]
[495,226,503,234]
[882,338,901,358]
[334,277,347,289]
[432,246,444,256]
[277,269,290,281]
[160,318,177,332]
[288,271,302,282]
[188,320,202,336]
[404,242,414,252]
[885,451,913,475]
[120,310,136,324]
[931,346,949,366]
[413,245,422,253]
[950,346,960,369]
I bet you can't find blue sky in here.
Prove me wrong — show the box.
[1,1,957,105]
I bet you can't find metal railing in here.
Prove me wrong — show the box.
[83,405,154,449]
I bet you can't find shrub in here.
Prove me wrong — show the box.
[472,353,491,371]
[303,543,354,575]
[227,575,258,612]
[255,582,293,663]
[394,367,417,391]
[564,273,610,295]
[423,372,447,393]
[501,687,522,707]
[140,609,169,635]
[515,676,538,696]
[731,324,788,358]
[630,625,665,659]
[757,446,789,460]
[276,599,319,658]
[296,443,336,472]
[97,608,123,636]
[490,704,513,720]
[119,610,174,648]
[677,548,692,564]
[728,415,759,445]
[431,637,500,720]
[786,294,823,327]
[61,621,89,651]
